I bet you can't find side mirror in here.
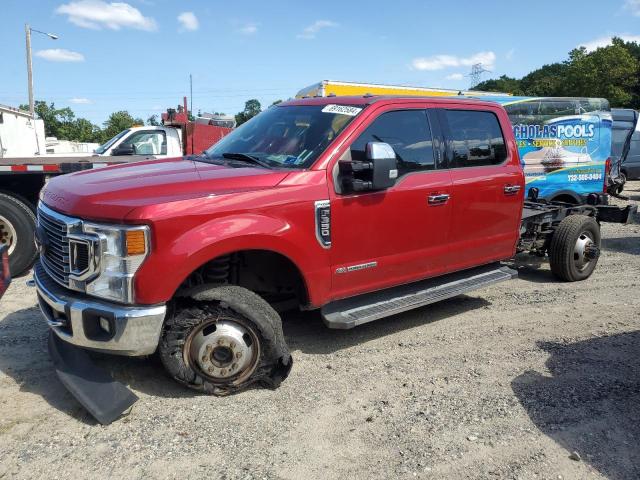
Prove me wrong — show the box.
[112,144,135,156]
[338,142,398,192]
[366,142,398,190]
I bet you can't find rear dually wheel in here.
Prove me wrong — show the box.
[549,215,601,282]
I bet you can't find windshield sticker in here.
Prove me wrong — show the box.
[321,105,362,116]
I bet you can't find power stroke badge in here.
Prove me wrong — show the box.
[314,200,331,248]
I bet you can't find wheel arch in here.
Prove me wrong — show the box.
[549,190,581,205]
[175,246,313,311]
[133,209,331,307]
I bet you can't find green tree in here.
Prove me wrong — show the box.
[475,39,640,107]
[146,114,160,126]
[519,62,569,96]
[101,111,144,143]
[19,101,101,142]
[235,99,262,126]
[473,75,522,94]
[561,44,639,106]
[616,37,640,108]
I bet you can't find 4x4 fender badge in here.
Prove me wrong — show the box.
[314,200,331,249]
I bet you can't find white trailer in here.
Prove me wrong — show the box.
[0,104,46,158]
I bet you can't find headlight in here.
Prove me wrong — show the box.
[82,223,150,304]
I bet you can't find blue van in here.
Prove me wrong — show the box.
[474,96,612,203]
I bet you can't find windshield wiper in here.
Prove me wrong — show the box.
[221,152,272,168]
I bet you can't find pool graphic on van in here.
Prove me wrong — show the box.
[474,96,612,202]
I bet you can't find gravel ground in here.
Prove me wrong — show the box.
[1,183,639,480]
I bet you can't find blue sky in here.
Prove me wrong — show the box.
[1,0,640,125]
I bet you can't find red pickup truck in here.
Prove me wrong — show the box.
[32,96,635,423]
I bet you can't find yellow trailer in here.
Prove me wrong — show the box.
[295,80,508,99]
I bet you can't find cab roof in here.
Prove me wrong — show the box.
[280,95,502,109]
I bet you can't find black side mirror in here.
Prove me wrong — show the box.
[112,144,135,156]
[338,142,398,192]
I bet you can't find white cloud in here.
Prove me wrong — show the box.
[56,1,157,31]
[177,11,199,31]
[69,97,92,104]
[297,20,338,39]
[445,73,464,81]
[624,0,640,16]
[580,34,640,52]
[411,51,496,71]
[35,49,85,62]
[238,22,258,35]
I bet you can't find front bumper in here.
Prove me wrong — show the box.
[34,262,166,356]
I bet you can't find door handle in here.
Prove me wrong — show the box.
[428,193,450,205]
[504,184,521,195]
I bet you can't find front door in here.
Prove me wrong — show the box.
[328,107,453,301]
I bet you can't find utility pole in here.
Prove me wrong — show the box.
[25,23,59,117]
[25,24,34,117]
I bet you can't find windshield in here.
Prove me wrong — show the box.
[204,104,362,168]
[94,129,130,154]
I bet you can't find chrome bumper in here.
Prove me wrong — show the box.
[33,262,166,356]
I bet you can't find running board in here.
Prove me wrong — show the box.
[322,263,517,329]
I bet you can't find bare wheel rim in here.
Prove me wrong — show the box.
[573,231,596,272]
[0,215,17,255]
[184,316,260,385]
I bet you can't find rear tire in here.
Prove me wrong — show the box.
[0,193,37,277]
[549,215,600,282]
[159,285,292,395]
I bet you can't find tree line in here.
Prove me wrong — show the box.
[473,37,640,108]
[22,97,275,145]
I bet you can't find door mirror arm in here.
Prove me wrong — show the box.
[338,142,398,193]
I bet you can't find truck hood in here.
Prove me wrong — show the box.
[41,157,290,221]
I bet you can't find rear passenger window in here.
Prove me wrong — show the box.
[350,110,435,175]
[444,110,507,167]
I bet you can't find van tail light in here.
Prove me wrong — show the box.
[604,157,611,193]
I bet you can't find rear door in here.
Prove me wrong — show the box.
[439,107,523,270]
[328,105,453,300]
[624,131,640,178]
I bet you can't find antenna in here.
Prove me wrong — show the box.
[467,63,490,89]
[189,73,193,118]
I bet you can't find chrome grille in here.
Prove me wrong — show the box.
[37,206,71,286]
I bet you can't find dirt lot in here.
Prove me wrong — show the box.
[1,183,639,480]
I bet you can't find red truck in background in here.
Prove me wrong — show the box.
[0,98,231,279]
[31,96,635,424]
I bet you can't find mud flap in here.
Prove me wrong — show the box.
[48,331,138,425]
[596,204,638,224]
